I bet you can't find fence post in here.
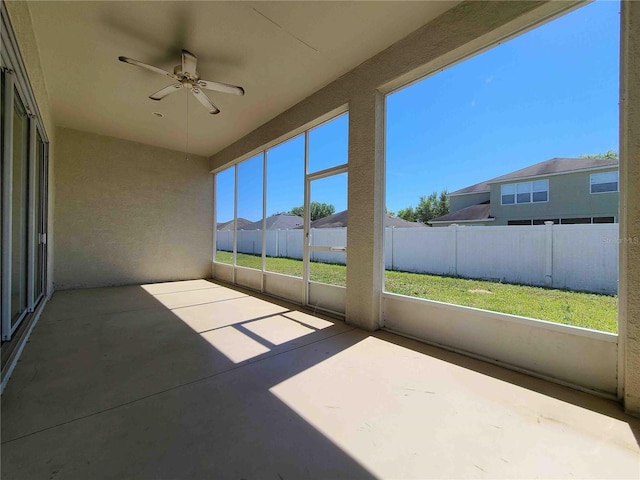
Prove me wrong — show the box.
[545,221,554,287]
[451,224,458,277]
[391,227,394,271]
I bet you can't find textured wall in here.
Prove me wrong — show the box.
[621,0,640,414]
[54,128,212,289]
[5,1,56,295]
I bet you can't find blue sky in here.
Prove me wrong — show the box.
[217,0,619,223]
[386,0,619,212]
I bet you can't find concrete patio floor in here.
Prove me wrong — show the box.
[1,279,639,479]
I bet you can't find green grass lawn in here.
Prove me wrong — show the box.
[215,250,618,333]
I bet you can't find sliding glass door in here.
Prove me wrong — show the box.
[1,67,49,342]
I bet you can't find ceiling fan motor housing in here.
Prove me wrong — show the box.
[173,65,200,87]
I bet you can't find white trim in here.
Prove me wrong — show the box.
[382,326,617,401]
[381,291,618,342]
[1,69,14,341]
[209,107,348,175]
[261,151,267,289]
[307,163,348,182]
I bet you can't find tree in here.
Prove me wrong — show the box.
[289,202,335,221]
[397,206,416,222]
[397,189,449,224]
[580,150,618,161]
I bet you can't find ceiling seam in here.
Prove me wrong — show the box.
[251,7,321,55]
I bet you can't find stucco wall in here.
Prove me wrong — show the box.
[5,1,56,295]
[54,128,212,289]
[620,0,640,413]
[489,168,619,225]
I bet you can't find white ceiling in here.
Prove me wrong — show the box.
[27,1,458,157]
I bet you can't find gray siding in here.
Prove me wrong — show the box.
[449,192,490,212]
[489,168,618,225]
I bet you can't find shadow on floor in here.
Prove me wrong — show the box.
[2,279,638,479]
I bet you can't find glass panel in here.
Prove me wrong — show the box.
[533,180,548,192]
[516,182,531,203]
[215,167,235,264]
[591,182,618,193]
[34,133,45,299]
[265,135,305,277]
[502,184,515,195]
[308,173,347,286]
[11,91,29,327]
[532,191,548,202]
[236,154,263,269]
[591,171,618,185]
[501,184,515,204]
[590,172,618,193]
[385,0,619,333]
[561,217,591,224]
[593,216,615,224]
[502,194,515,205]
[308,113,348,174]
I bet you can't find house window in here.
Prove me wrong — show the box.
[590,171,618,193]
[501,184,515,204]
[532,180,549,202]
[560,217,591,224]
[593,216,615,224]
[501,180,548,204]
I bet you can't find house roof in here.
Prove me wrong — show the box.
[429,203,492,224]
[216,218,252,231]
[242,214,304,230]
[308,210,425,228]
[450,157,619,195]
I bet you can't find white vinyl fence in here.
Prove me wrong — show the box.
[216,224,619,294]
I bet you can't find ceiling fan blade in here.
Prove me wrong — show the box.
[149,84,182,101]
[118,56,176,79]
[197,79,245,96]
[191,87,220,114]
[182,49,198,76]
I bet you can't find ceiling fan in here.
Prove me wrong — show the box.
[118,49,244,115]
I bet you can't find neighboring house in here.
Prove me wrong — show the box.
[430,157,619,226]
[307,210,426,228]
[217,218,252,231]
[240,213,304,230]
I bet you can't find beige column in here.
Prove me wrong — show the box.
[345,90,385,331]
[620,0,640,414]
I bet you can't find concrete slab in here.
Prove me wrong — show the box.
[1,282,353,441]
[2,281,639,479]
